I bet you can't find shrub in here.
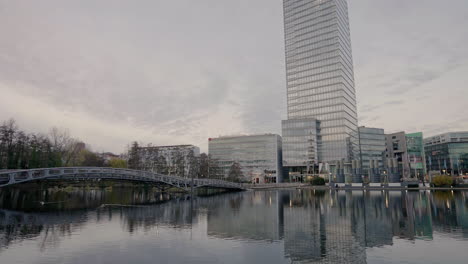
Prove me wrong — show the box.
[311,177,326,186]
[431,175,453,187]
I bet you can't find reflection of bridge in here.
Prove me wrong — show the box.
[0,167,245,191]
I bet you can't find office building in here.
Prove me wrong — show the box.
[424,132,468,175]
[406,132,426,178]
[282,118,321,182]
[283,0,359,164]
[385,132,426,179]
[358,126,386,177]
[208,134,283,183]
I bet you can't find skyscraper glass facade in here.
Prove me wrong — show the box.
[282,118,320,181]
[282,118,320,167]
[283,0,359,162]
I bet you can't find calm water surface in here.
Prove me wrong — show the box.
[0,188,467,264]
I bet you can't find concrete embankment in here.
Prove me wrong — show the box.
[246,183,468,191]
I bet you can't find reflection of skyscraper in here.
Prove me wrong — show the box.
[351,191,394,248]
[282,190,368,263]
[282,0,359,164]
[283,190,324,262]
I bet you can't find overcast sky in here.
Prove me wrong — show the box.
[1,0,467,153]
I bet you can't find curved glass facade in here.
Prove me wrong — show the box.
[283,0,359,162]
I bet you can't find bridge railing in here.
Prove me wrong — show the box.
[0,167,244,189]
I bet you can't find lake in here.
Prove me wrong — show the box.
[0,188,467,264]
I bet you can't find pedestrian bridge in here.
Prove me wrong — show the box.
[0,167,245,191]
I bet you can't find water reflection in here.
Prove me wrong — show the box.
[0,189,467,263]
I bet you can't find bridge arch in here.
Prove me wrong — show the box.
[0,167,244,191]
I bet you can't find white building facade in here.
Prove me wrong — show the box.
[208,134,283,183]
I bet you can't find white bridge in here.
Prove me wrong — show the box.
[0,167,245,191]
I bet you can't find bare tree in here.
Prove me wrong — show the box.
[48,127,84,166]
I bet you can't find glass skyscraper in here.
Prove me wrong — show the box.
[283,0,359,163]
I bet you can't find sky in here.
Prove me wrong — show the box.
[1,0,467,154]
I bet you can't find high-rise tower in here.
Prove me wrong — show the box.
[283,0,359,163]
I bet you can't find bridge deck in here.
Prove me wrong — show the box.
[0,167,245,191]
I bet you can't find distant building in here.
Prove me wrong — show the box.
[358,127,386,177]
[208,134,283,183]
[99,152,119,164]
[406,132,427,178]
[385,132,426,179]
[136,145,200,177]
[282,118,320,182]
[385,132,409,178]
[424,132,468,175]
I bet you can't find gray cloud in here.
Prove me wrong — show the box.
[1,0,468,153]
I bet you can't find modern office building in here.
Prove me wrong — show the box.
[135,145,200,177]
[208,134,283,183]
[385,132,409,179]
[282,0,359,164]
[282,118,321,182]
[424,132,468,175]
[406,132,426,178]
[358,127,386,177]
[385,132,426,179]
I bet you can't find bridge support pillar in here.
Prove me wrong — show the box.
[27,171,33,180]
[8,173,16,184]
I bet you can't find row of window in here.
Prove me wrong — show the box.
[286,25,339,51]
[289,97,356,115]
[286,45,352,76]
[287,65,354,90]
[286,15,352,55]
[284,0,334,19]
[284,0,334,24]
[321,119,357,130]
[288,88,341,105]
[286,48,339,69]
[289,22,351,57]
[283,129,318,137]
[287,60,344,81]
[286,18,338,44]
[287,53,341,75]
[287,79,355,101]
[289,110,357,124]
[288,68,353,88]
[283,0,333,12]
[286,34,338,58]
[288,97,351,113]
[285,5,335,33]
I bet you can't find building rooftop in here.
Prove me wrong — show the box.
[139,144,197,149]
[210,134,280,140]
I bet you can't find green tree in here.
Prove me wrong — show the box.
[198,153,210,178]
[432,175,453,187]
[227,162,243,182]
[79,149,105,167]
[127,142,141,170]
[311,177,326,186]
[108,158,127,168]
